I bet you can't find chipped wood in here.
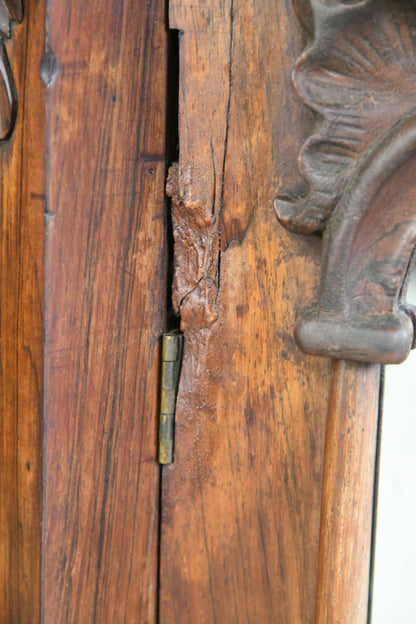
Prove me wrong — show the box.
[160,1,335,621]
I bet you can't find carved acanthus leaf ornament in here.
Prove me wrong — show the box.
[0,1,22,139]
[276,0,416,364]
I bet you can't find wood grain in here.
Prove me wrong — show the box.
[43,1,167,621]
[0,1,384,621]
[0,0,44,621]
[315,361,380,623]
[161,2,333,622]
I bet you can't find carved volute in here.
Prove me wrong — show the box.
[276,0,416,364]
[0,1,22,139]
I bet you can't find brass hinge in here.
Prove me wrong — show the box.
[158,332,184,465]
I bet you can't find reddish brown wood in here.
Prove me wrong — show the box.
[0,2,387,621]
[43,1,167,621]
[315,361,380,623]
[161,2,334,622]
[0,0,45,620]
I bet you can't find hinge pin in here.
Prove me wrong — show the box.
[158,332,183,465]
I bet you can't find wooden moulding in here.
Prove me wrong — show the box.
[276,0,416,365]
[276,2,416,622]
[314,360,380,624]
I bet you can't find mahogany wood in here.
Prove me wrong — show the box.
[0,0,44,620]
[160,2,386,622]
[0,0,387,621]
[315,361,380,624]
[43,1,167,621]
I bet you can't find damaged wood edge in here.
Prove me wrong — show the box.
[166,163,220,331]
[167,2,221,333]
[166,1,237,332]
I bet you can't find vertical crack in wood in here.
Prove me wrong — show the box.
[165,24,181,333]
[166,1,234,331]
[166,162,220,330]
[217,0,235,292]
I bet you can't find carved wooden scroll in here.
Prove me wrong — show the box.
[0,1,22,139]
[276,0,416,364]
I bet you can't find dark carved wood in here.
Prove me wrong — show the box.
[0,1,22,139]
[276,0,416,364]
[0,0,22,37]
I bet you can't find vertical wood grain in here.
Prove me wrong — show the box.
[161,2,333,622]
[43,1,167,621]
[315,361,380,624]
[0,0,45,621]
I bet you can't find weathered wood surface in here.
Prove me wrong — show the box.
[315,361,380,624]
[43,1,167,621]
[0,0,44,621]
[161,2,334,622]
[0,1,385,621]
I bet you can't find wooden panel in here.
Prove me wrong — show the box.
[0,1,45,621]
[161,2,333,622]
[43,1,167,621]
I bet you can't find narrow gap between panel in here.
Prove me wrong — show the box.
[367,365,385,624]
[156,12,180,624]
[165,20,180,334]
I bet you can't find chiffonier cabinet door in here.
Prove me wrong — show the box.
[3,0,413,622]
